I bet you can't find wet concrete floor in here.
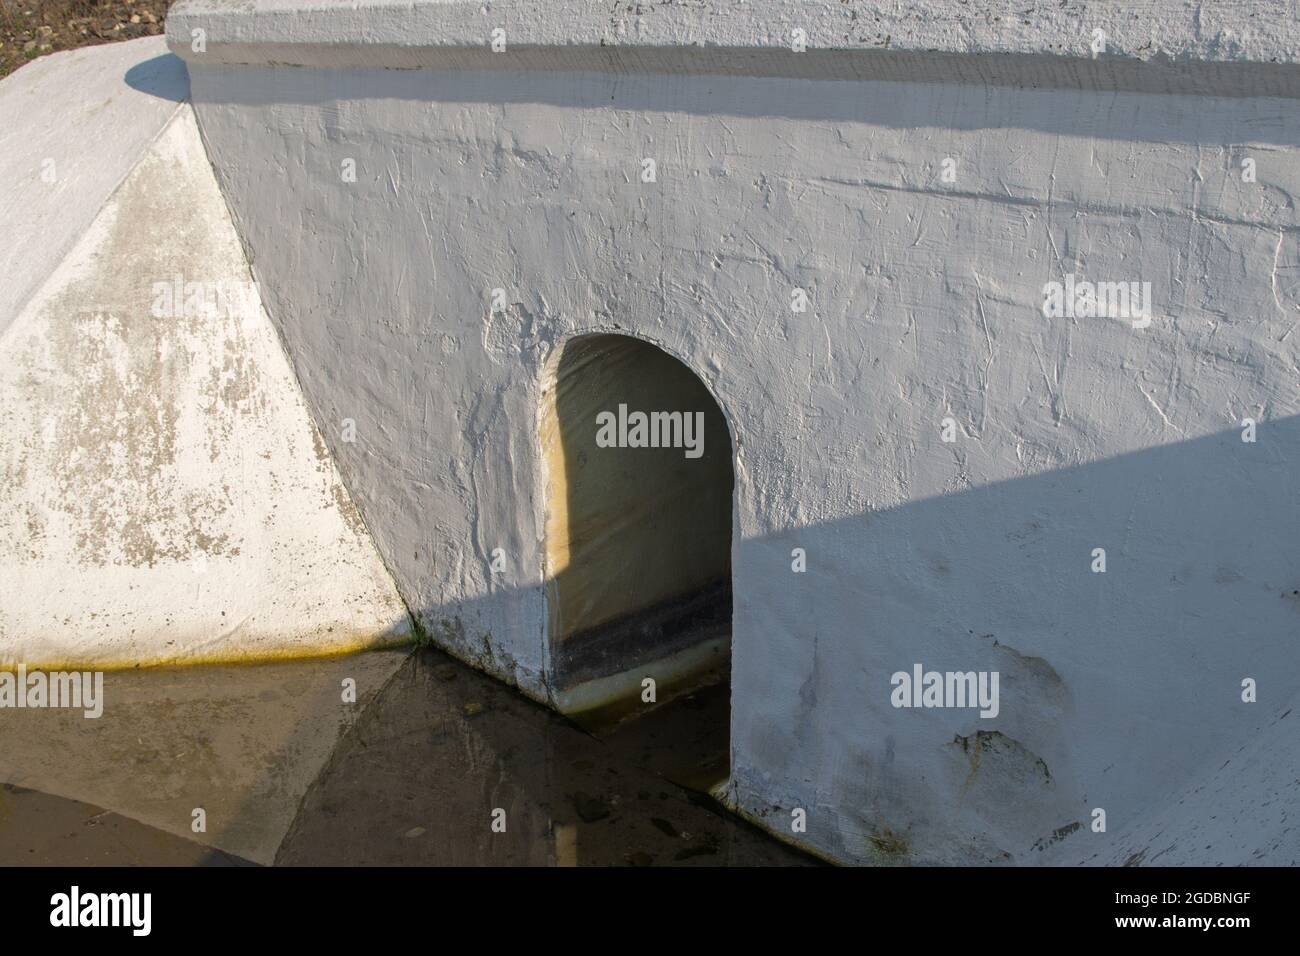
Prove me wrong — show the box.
[0,785,252,866]
[0,647,816,866]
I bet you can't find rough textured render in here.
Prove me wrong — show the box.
[165,0,1300,865]
[0,38,412,668]
[167,0,1300,68]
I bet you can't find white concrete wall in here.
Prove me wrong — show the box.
[171,3,1300,863]
[167,0,1300,76]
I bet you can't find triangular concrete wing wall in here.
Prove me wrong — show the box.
[0,37,412,670]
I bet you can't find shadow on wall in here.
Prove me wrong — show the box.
[124,52,190,102]
[729,412,1300,865]
[542,333,733,697]
[405,413,1299,864]
[183,60,1300,146]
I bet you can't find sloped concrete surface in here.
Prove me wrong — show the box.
[0,650,409,864]
[0,786,253,866]
[0,39,413,667]
[0,36,186,338]
[1059,694,1300,866]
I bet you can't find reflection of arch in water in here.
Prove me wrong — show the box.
[540,333,735,717]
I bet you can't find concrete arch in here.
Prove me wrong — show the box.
[538,327,743,461]
[538,331,738,737]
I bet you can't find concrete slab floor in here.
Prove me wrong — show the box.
[0,649,411,865]
[0,786,253,866]
[0,649,816,866]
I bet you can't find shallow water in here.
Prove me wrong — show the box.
[276,650,813,865]
[0,647,816,866]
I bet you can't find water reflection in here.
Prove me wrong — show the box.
[276,650,815,866]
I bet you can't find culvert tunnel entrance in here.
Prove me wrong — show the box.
[542,333,733,788]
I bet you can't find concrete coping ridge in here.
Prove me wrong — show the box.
[164,1,1300,97]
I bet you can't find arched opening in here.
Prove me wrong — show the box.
[541,333,733,790]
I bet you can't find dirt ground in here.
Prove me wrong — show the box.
[0,0,172,79]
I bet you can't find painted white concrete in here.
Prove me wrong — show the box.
[158,2,1300,865]
[0,36,187,337]
[168,0,1300,70]
[1080,690,1300,866]
[0,39,412,668]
